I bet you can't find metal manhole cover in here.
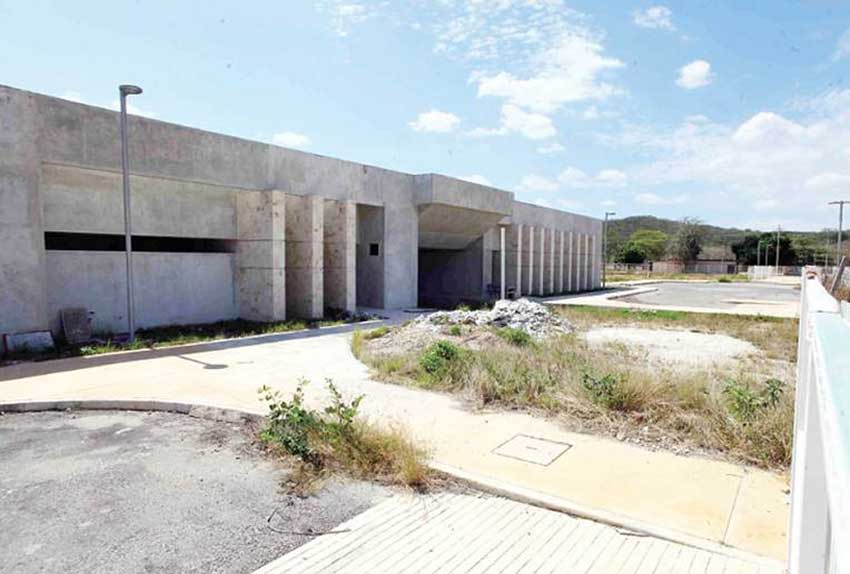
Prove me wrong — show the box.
[492,434,572,466]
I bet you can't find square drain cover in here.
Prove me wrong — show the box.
[492,434,572,466]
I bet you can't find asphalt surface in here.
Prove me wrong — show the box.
[0,410,389,574]
[621,281,799,310]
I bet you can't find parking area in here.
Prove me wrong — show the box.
[0,411,388,574]
[619,281,799,310]
[546,280,800,318]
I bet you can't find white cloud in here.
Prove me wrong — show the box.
[61,91,85,103]
[272,131,311,148]
[676,60,713,89]
[601,199,617,208]
[596,90,850,227]
[325,2,372,37]
[534,198,553,208]
[633,6,675,31]
[635,192,688,205]
[467,104,556,140]
[500,104,556,139]
[558,166,627,188]
[518,174,559,193]
[558,198,585,211]
[409,109,461,133]
[459,174,492,186]
[834,28,850,61]
[537,142,565,154]
[471,34,625,115]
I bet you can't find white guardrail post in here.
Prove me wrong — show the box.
[788,269,850,573]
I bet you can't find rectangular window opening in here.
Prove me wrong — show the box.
[44,232,237,254]
[369,243,380,256]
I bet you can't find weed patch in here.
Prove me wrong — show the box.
[259,379,430,489]
[495,327,533,347]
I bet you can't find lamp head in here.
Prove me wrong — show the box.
[119,85,143,96]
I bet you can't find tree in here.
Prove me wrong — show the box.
[627,229,668,261]
[732,232,797,265]
[617,242,648,263]
[669,217,705,263]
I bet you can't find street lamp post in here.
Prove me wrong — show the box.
[119,84,143,343]
[602,211,616,288]
[829,200,850,268]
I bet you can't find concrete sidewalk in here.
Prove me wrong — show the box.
[0,330,788,563]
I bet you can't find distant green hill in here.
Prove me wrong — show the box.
[606,215,838,265]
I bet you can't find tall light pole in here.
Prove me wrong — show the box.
[602,211,616,288]
[775,225,781,273]
[119,84,143,343]
[829,200,850,267]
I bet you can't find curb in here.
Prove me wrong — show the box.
[1,399,785,570]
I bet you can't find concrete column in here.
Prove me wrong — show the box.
[548,228,555,294]
[236,190,287,322]
[577,233,584,292]
[591,234,598,290]
[567,232,574,292]
[285,194,323,319]
[0,88,49,340]
[538,227,545,295]
[558,230,565,293]
[499,226,506,300]
[528,226,535,295]
[584,234,591,291]
[323,200,356,313]
[515,224,523,297]
[383,202,418,309]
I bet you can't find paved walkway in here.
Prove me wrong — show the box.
[0,325,788,563]
[255,493,782,574]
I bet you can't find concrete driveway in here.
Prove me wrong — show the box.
[0,410,387,574]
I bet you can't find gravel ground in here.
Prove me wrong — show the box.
[583,327,758,368]
[0,410,390,574]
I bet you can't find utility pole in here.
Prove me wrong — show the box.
[602,211,616,288]
[775,225,781,273]
[828,200,850,268]
[756,241,761,266]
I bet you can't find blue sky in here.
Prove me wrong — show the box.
[2,1,850,231]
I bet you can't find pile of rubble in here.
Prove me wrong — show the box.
[414,298,572,338]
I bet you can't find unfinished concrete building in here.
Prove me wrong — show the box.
[0,84,602,343]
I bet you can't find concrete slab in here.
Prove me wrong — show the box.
[3,331,54,353]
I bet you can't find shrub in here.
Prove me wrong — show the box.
[723,378,784,422]
[448,325,462,336]
[717,276,732,283]
[259,379,430,488]
[496,327,532,347]
[419,340,461,376]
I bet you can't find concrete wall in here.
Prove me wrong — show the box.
[236,190,286,322]
[285,194,323,319]
[45,251,237,334]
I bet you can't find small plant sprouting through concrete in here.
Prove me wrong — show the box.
[258,379,430,489]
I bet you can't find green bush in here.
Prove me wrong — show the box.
[496,327,532,347]
[717,276,732,283]
[448,325,462,336]
[723,378,784,421]
[419,340,461,376]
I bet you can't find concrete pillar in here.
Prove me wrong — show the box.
[558,230,565,293]
[548,228,556,294]
[383,202,418,310]
[528,226,535,295]
[584,234,591,291]
[236,190,287,322]
[567,232,574,292]
[0,88,49,340]
[538,227,546,295]
[500,226,506,300]
[513,224,522,297]
[323,200,356,313]
[591,234,598,290]
[285,194,323,319]
[577,233,584,292]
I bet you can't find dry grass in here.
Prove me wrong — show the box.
[607,272,751,283]
[353,314,798,470]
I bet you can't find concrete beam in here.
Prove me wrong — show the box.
[236,190,286,322]
[285,194,324,319]
[323,200,356,313]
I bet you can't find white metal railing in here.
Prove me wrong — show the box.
[788,270,850,573]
